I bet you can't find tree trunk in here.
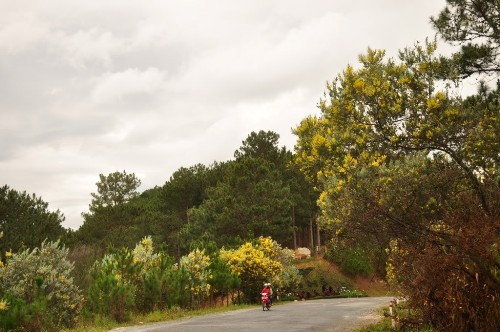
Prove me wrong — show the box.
[292,206,297,249]
[316,220,321,257]
[309,217,314,251]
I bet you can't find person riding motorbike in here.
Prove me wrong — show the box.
[261,283,273,304]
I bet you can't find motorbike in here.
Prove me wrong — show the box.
[261,293,271,311]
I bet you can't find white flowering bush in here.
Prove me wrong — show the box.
[0,240,84,330]
[0,231,12,329]
[132,236,157,270]
[259,238,302,294]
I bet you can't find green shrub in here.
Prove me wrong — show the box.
[87,248,138,322]
[87,236,186,321]
[325,245,373,278]
[0,293,29,331]
[208,253,241,305]
[0,283,56,332]
[342,248,373,277]
[137,254,179,312]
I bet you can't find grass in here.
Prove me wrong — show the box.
[352,307,393,332]
[355,319,434,332]
[353,301,435,332]
[63,304,255,332]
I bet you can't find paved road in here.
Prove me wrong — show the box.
[113,297,391,332]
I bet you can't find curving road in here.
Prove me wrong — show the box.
[113,297,391,332]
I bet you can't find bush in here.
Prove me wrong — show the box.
[87,236,189,321]
[325,244,373,278]
[207,252,241,305]
[220,237,283,302]
[180,249,211,309]
[0,293,32,331]
[0,240,84,330]
[87,249,137,322]
[341,248,373,277]
[88,244,142,322]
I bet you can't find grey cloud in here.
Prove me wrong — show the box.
[0,0,449,229]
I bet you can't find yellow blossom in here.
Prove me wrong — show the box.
[0,299,9,311]
[141,237,153,247]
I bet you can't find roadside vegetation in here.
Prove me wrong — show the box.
[67,256,378,332]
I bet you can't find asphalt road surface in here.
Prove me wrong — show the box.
[113,297,392,332]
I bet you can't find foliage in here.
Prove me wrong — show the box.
[259,239,303,292]
[75,170,147,252]
[275,252,302,293]
[87,247,137,322]
[184,158,292,246]
[88,236,233,321]
[87,236,179,321]
[75,185,167,252]
[296,262,353,298]
[162,164,210,214]
[179,248,211,308]
[385,189,499,330]
[208,252,241,304]
[431,0,499,77]
[293,41,499,330]
[220,237,283,301]
[0,185,66,254]
[178,131,319,249]
[234,130,289,166]
[187,236,243,305]
[286,157,320,242]
[0,292,28,331]
[160,164,214,255]
[74,165,221,257]
[86,171,141,213]
[0,240,84,330]
[325,242,373,278]
[73,131,318,254]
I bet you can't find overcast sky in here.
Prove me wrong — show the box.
[1,0,454,230]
